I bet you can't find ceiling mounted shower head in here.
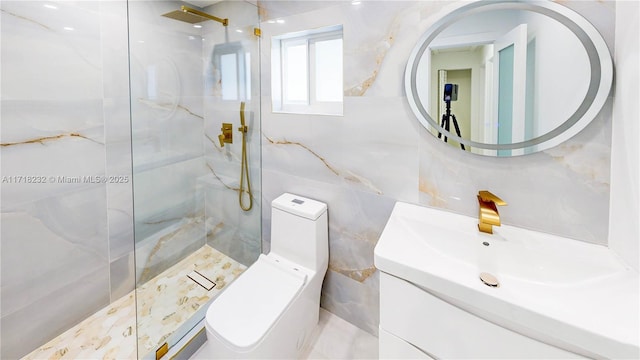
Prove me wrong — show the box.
[161,5,228,26]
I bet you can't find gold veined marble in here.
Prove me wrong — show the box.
[329,265,377,283]
[137,245,245,353]
[263,135,383,194]
[1,133,103,147]
[264,135,340,176]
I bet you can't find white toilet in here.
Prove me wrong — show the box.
[200,193,328,359]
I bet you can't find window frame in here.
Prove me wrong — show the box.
[271,25,343,115]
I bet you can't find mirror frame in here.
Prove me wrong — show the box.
[405,0,613,156]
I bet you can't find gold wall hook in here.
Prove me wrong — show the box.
[477,190,507,234]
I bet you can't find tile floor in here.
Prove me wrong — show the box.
[21,243,378,360]
[301,308,379,360]
[22,245,245,360]
[191,308,379,360]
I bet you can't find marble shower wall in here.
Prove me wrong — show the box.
[201,0,262,267]
[129,0,261,279]
[1,1,262,357]
[259,0,614,335]
[128,1,263,351]
[0,1,133,358]
[128,0,209,284]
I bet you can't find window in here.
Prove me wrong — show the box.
[271,25,343,115]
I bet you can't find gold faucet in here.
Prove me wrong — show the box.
[477,190,507,234]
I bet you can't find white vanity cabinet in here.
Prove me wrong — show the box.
[374,202,639,359]
[378,272,581,359]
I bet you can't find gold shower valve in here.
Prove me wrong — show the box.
[219,123,233,147]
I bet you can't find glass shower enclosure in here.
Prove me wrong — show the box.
[128,1,261,358]
[0,1,260,358]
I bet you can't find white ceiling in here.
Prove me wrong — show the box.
[182,0,222,8]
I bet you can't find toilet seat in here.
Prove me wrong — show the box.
[205,254,308,352]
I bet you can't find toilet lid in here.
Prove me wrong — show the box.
[206,254,307,351]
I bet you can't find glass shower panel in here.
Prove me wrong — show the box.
[128,1,261,358]
[1,1,135,359]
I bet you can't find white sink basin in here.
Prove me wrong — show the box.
[374,202,639,359]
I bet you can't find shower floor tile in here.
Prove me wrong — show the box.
[22,245,246,360]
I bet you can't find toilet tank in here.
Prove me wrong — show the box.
[270,193,328,273]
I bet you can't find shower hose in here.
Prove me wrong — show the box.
[238,101,252,211]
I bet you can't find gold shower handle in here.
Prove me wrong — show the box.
[219,123,233,147]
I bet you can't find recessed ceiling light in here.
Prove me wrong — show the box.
[43,4,58,9]
[63,26,74,31]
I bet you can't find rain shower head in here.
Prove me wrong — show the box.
[162,5,228,26]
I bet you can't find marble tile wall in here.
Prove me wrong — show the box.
[201,0,262,267]
[127,0,262,352]
[258,0,616,335]
[127,0,208,283]
[2,1,262,357]
[129,0,263,279]
[0,1,133,358]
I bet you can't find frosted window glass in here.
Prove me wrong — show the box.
[271,25,343,115]
[315,38,343,102]
[284,43,308,102]
[221,53,238,100]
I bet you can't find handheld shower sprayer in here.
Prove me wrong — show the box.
[238,102,252,211]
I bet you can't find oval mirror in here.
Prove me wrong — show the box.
[405,0,613,156]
